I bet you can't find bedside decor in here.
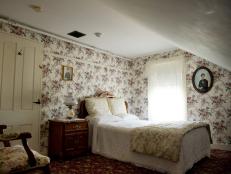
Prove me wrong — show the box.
[62,65,73,81]
[64,92,76,119]
[48,119,88,159]
[192,66,213,93]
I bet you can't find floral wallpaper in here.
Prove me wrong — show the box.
[0,21,134,153]
[187,54,231,145]
[131,49,231,145]
[0,20,230,153]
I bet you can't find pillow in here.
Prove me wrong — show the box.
[107,98,127,115]
[85,98,111,116]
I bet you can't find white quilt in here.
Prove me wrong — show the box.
[86,115,211,174]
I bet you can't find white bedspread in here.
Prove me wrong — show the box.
[87,115,211,174]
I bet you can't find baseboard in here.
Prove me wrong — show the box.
[211,144,231,151]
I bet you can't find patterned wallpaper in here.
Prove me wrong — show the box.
[132,49,231,145]
[0,21,134,153]
[187,54,231,145]
[0,21,230,153]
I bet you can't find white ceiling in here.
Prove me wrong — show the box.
[0,0,230,71]
[99,0,231,71]
[0,0,175,58]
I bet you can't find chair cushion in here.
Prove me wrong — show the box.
[0,145,50,173]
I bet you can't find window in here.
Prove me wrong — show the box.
[145,57,186,122]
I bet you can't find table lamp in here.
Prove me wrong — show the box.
[64,92,76,119]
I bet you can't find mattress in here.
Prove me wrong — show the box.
[87,115,211,174]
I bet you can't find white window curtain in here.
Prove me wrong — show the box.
[145,56,187,122]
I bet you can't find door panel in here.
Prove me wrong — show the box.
[1,41,16,110]
[22,46,35,110]
[0,33,42,151]
[14,44,24,110]
[0,41,3,106]
[33,46,42,111]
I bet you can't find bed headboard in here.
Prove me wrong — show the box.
[78,100,128,118]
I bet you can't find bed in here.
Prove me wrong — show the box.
[79,99,211,174]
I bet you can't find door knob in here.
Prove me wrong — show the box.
[33,99,41,104]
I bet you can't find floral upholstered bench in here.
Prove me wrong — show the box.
[0,125,50,174]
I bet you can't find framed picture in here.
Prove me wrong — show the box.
[62,65,73,81]
[192,66,213,93]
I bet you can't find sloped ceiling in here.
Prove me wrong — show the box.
[99,0,231,71]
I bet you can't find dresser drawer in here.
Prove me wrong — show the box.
[65,122,88,131]
[64,133,78,150]
[64,132,88,150]
[76,132,88,148]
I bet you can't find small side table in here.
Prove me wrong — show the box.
[48,118,88,159]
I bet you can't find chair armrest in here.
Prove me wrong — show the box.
[0,132,37,167]
[19,133,37,167]
[18,132,32,139]
[0,132,32,141]
[0,133,19,147]
[0,125,7,134]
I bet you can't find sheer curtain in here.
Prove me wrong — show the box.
[145,56,186,122]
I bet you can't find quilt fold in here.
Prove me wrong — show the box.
[130,121,212,162]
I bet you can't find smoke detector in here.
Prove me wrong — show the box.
[94,32,103,37]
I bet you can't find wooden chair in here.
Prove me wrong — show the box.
[0,125,50,174]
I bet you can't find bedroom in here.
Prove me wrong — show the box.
[0,0,230,174]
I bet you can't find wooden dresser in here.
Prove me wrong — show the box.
[48,119,88,159]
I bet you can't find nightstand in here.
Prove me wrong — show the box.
[48,119,88,159]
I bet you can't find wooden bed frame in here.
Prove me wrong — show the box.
[78,100,128,118]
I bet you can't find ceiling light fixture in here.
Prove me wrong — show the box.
[205,10,215,15]
[94,32,103,38]
[29,4,42,12]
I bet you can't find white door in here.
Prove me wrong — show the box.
[0,32,42,151]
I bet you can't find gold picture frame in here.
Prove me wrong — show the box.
[62,65,73,81]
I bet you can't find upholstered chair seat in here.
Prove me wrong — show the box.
[0,125,50,174]
[0,145,50,173]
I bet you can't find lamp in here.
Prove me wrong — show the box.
[64,92,76,119]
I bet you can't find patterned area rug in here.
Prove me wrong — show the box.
[49,150,231,174]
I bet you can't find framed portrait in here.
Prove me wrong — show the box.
[62,65,73,81]
[192,66,213,93]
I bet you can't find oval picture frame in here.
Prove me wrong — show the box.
[192,66,213,93]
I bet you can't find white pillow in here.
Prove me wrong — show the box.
[107,98,127,115]
[85,98,111,116]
